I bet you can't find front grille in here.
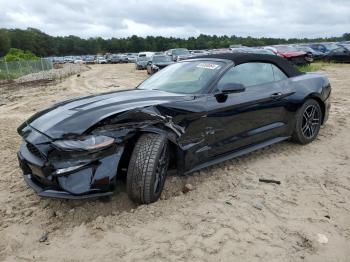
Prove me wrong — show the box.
[27,143,45,160]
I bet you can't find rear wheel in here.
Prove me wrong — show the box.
[127,133,169,204]
[292,99,322,144]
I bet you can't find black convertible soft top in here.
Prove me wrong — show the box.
[189,53,303,78]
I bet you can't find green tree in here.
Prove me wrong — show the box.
[1,27,349,56]
[0,29,11,56]
[4,48,39,61]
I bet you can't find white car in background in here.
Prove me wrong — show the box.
[73,57,85,64]
[96,56,107,64]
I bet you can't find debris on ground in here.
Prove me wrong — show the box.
[259,178,281,184]
[253,203,263,210]
[182,183,194,193]
[38,232,48,243]
[317,233,329,244]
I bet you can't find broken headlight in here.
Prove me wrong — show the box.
[52,135,115,151]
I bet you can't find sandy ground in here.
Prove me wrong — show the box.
[0,64,349,262]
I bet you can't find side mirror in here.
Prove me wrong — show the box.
[221,83,246,94]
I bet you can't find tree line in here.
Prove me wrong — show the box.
[0,27,349,57]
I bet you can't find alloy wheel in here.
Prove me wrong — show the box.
[302,104,320,139]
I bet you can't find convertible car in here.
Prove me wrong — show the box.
[17,53,331,204]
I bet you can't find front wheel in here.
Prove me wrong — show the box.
[292,99,322,144]
[127,133,169,204]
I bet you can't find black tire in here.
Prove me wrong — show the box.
[127,133,169,204]
[292,99,322,145]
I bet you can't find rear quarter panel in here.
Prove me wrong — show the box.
[279,72,331,134]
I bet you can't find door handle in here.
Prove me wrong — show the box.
[270,92,283,99]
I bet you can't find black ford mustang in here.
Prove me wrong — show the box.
[17,53,331,204]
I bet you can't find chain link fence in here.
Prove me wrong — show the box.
[0,58,53,80]
[0,58,90,85]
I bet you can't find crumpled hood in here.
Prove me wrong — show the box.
[22,89,185,139]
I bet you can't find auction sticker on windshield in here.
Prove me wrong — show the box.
[196,63,221,70]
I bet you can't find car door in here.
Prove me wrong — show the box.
[205,62,290,159]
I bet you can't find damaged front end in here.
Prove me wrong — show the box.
[17,106,183,199]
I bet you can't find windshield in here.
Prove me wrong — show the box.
[173,49,190,56]
[153,55,172,62]
[323,43,340,50]
[138,61,224,94]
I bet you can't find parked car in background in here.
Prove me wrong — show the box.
[110,54,128,64]
[126,53,138,63]
[229,44,247,49]
[52,57,65,64]
[264,45,312,65]
[119,55,129,63]
[84,56,95,64]
[73,56,84,64]
[294,45,325,60]
[191,50,210,56]
[109,55,119,64]
[209,48,232,54]
[324,44,350,63]
[231,47,276,55]
[136,52,154,70]
[64,56,75,63]
[309,42,340,54]
[146,55,174,75]
[96,56,107,64]
[166,48,191,61]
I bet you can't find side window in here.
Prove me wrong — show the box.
[217,62,274,89]
[271,64,288,81]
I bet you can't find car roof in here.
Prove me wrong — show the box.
[188,52,303,77]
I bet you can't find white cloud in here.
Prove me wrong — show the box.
[0,0,349,38]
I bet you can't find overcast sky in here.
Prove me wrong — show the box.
[0,0,349,39]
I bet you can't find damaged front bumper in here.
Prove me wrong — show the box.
[17,141,124,199]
